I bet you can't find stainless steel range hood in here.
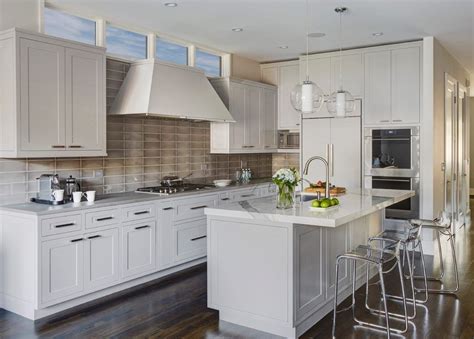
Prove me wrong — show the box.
[109,59,234,122]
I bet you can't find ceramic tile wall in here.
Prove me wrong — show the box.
[0,59,276,205]
[272,153,300,174]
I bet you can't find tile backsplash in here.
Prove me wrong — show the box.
[0,58,298,205]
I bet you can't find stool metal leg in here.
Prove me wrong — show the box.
[378,266,391,338]
[331,260,340,339]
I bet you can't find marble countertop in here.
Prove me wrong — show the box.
[204,189,415,227]
[0,179,273,216]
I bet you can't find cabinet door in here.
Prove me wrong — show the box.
[41,236,84,304]
[364,51,391,124]
[172,218,207,263]
[65,48,105,151]
[391,47,421,124]
[245,85,261,149]
[157,203,176,269]
[19,38,66,151]
[229,82,246,150]
[331,53,363,97]
[279,64,300,130]
[301,118,331,187]
[261,88,278,150]
[261,66,278,86]
[122,221,157,278]
[84,228,119,291]
[305,57,331,95]
[330,117,361,189]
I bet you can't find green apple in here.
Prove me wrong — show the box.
[311,200,320,208]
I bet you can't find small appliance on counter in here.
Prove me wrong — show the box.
[30,174,65,205]
[65,175,81,202]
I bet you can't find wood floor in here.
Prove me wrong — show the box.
[1,210,474,338]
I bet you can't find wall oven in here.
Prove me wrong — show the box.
[368,176,420,219]
[364,127,420,177]
[278,131,300,149]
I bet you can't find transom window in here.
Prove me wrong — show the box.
[156,38,188,65]
[106,25,147,60]
[43,7,96,45]
[195,49,221,77]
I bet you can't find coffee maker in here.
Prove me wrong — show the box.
[65,175,81,202]
[31,174,63,205]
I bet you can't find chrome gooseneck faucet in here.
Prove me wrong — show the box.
[303,156,330,199]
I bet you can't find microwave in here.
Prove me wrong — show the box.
[278,131,300,149]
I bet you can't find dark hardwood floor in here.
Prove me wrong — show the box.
[2,205,474,338]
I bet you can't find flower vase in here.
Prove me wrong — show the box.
[276,185,295,209]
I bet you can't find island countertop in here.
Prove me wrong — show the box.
[204,188,414,227]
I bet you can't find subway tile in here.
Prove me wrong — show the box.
[56,159,81,170]
[0,160,27,173]
[81,159,104,169]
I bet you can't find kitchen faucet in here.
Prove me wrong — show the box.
[303,156,330,199]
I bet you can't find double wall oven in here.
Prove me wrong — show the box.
[364,127,420,219]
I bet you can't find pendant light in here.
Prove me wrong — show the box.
[327,7,355,117]
[290,0,324,114]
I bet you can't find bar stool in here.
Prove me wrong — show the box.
[410,215,459,294]
[332,243,408,338]
[366,221,428,320]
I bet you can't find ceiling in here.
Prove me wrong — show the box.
[47,0,474,73]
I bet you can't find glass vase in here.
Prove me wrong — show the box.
[276,185,295,209]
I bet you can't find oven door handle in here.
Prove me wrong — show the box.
[372,178,411,183]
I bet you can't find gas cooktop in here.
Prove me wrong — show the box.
[136,183,214,195]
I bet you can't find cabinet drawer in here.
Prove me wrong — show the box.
[230,189,260,202]
[41,214,82,237]
[173,219,207,263]
[85,208,121,229]
[122,203,156,222]
[175,195,218,221]
[218,192,232,205]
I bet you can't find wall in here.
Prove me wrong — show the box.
[0,0,41,31]
[471,97,474,191]
[231,54,261,82]
[421,37,471,219]
[0,58,274,206]
[272,153,299,174]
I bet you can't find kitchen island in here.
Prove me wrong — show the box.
[204,189,414,338]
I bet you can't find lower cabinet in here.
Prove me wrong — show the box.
[172,218,207,263]
[41,235,85,304]
[122,220,157,279]
[84,228,120,291]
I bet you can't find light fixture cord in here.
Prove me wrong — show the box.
[305,0,309,81]
[338,8,343,90]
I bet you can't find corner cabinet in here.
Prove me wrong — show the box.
[0,28,106,158]
[209,78,277,154]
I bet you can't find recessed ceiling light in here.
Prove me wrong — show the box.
[278,45,288,49]
[372,32,384,37]
[232,28,244,32]
[164,2,178,7]
[307,32,326,38]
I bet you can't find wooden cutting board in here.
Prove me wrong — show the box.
[304,186,346,196]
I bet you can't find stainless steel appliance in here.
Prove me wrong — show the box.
[369,176,420,219]
[65,175,80,202]
[31,174,63,205]
[278,131,300,149]
[364,127,420,177]
[136,183,213,195]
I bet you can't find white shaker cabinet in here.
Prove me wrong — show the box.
[210,77,277,153]
[261,61,300,131]
[0,28,106,158]
[122,221,157,279]
[41,235,85,304]
[330,53,364,97]
[364,43,421,125]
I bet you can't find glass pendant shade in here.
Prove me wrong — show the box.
[290,80,325,114]
[327,90,355,117]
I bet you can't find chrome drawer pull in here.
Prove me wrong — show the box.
[96,216,113,222]
[134,211,150,215]
[135,225,150,230]
[241,194,255,198]
[190,205,208,210]
[55,222,75,228]
[163,207,174,210]
[221,198,230,201]
[191,235,207,241]
[51,145,66,148]
[68,145,82,148]
[70,238,84,243]
[87,235,101,239]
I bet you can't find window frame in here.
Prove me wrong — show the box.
[42,4,97,46]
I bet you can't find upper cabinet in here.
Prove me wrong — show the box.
[261,61,300,131]
[364,44,421,125]
[0,28,106,158]
[209,78,277,154]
